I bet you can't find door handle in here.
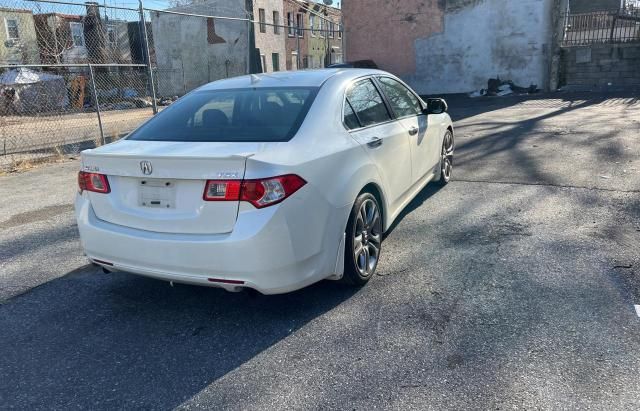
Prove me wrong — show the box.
[367,137,383,148]
[408,127,419,136]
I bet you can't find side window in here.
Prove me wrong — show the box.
[343,101,360,130]
[377,77,422,118]
[345,79,391,128]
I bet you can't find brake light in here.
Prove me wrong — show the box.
[78,171,110,194]
[203,174,306,208]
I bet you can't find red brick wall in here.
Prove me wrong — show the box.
[343,0,444,75]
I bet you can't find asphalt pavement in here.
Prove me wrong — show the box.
[1,92,639,409]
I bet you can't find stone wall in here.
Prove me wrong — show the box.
[561,43,640,88]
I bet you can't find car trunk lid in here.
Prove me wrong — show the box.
[81,140,261,234]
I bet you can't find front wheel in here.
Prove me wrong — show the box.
[343,192,383,286]
[438,130,454,186]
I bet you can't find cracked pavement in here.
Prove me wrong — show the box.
[0,92,639,409]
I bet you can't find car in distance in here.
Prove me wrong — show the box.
[327,59,378,69]
[75,69,454,294]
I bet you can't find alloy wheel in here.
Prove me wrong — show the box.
[441,132,454,181]
[353,198,382,277]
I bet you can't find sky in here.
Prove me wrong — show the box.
[43,0,341,11]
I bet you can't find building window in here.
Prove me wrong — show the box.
[296,13,304,37]
[260,54,267,73]
[5,18,19,40]
[207,18,225,44]
[287,12,294,36]
[70,22,85,47]
[272,53,280,72]
[328,21,334,38]
[319,17,324,38]
[310,15,316,36]
[106,24,117,48]
[258,8,266,33]
[338,25,342,39]
[273,11,280,34]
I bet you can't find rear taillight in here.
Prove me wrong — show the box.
[203,174,306,208]
[78,171,110,194]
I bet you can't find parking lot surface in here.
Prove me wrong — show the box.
[1,93,639,409]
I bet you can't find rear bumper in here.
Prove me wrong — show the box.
[75,189,350,294]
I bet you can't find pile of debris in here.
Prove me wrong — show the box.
[158,96,179,106]
[469,78,539,98]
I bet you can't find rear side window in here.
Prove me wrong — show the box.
[377,77,423,118]
[345,79,391,129]
[343,101,360,129]
[128,87,318,142]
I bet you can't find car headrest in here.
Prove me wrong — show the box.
[202,109,228,128]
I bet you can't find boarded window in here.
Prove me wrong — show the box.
[207,18,225,45]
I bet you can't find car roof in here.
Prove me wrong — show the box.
[198,68,390,90]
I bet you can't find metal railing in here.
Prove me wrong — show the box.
[562,9,640,46]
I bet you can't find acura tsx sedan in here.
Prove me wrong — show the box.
[75,69,454,294]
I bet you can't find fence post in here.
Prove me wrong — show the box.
[139,0,158,114]
[246,18,251,74]
[88,64,106,146]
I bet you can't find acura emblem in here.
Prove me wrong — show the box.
[140,161,153,175]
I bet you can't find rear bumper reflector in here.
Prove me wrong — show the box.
[208,278,245,285]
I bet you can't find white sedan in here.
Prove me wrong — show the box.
[75,69,454,294]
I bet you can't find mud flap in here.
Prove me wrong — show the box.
[327,233,346,281]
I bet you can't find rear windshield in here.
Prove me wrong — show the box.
[128,87,318,142]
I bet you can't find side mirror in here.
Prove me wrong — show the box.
[424,98,448,115]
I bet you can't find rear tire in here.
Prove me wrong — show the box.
[343,192,383,286]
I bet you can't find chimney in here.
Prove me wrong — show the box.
[84,1,108,64]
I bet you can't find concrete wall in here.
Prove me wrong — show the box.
[561,43,640,88]
[410,0,554,94]
[0,9,40,65]
[151,0,249,96]
[252,0,286,72]
[344,0,554,94]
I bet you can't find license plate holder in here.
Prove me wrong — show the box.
[138,179,176,209]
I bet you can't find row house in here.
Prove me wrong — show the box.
[0,8,40,65]
[253,0,287,72]
[257,0,343,72]
[34,3,133,66]
[1,2,133,67]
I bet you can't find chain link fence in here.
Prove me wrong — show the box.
[0,0,251,170]
[0,0,344,170]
